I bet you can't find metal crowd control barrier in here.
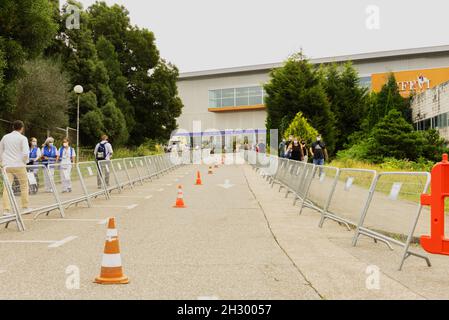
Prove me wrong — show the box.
[283,160,302,197]
[144,156,159,179]
[160,154,173,173]
[278,159,295,192]
[318,168,377,231]
[2,165,64,222]
[271,158,289,189]
[134,157,151,182]
[250,156,435,271]
[77,161,110,201]
[253,153,273,179]
[0,170,25,231]
[352,171,432,270]
[48,163,91,209]
[252,154,278,182]
[96,160,117,193]
[109,159,134,192]
[292,163,316,210]
[124,157,143,186]
[299,165,340,216]
[1,154,181,232]
[285,161,304,198]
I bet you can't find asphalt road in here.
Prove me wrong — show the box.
[1,164,449,299]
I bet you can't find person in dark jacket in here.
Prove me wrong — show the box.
[291,138,304,161]
[301,140,309,162]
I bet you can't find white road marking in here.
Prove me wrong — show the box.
[48,236,78,248]
[126,204,139,210]
[0,236,78,248]
[145,195,153,200]
[93,204,138,209]
[197,296,219,300]
[156,188,164,192]
[111,195,146,199]
[218,179,235,189]
[0,240,54,244]
[24,218,107,224]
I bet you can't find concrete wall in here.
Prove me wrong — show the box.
[411,81,449,140]
[352,54,449,77]
[176,52,449,135]
[177,72,269,132]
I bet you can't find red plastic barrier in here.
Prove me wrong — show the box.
[421,154,449,255]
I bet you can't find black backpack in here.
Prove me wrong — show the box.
[96,142,107,160]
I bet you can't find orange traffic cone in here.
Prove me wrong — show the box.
[195,171,203,185]
[173,185,186,208]
[208,166,213,174]
[94,217,129,285]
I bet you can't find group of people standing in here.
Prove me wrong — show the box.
[28,136,76,193]
[279,134,328,166]
[0,120,114,215]
[0,121,77,215]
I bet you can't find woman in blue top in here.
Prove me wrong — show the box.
[28,137,42,166]
[41,137,58,192]
[57,138,76,193]
[27,137,42,194]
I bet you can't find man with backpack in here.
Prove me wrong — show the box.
[94,135,113,188]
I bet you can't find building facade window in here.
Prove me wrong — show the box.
[358,76,372,90]
[209,86,265,108]
[415,112,449,130]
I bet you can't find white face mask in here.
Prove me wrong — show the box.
[317,137,321,142]
[63,143,69,147]
[49,143,54,147]
[31,141,37,146]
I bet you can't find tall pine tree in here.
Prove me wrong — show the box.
[264,53,337,153]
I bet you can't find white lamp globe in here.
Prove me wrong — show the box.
[74,85,84,94]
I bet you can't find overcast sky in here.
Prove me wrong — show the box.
[76,0,449,73]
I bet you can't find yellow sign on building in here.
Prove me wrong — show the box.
[371,67,449,96]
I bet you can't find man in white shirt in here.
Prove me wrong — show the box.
[94,134,113,188]
[0,121,30,214]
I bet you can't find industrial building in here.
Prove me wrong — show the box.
[175,45,449,144]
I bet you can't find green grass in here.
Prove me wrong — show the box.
[78,144,163,162]
[330,158,449,212]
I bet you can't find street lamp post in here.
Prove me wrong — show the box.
[74,85,83,162]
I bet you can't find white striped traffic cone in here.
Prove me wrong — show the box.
[173,185,186,208]
[94,217,129,285]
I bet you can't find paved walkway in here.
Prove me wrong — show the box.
[0,164,449,299]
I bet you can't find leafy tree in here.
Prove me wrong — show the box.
[129,61,183,145]
[283,112,319,143]
[101,102,129,145]
[2,0,183,148]
[264,53,336,153]
[87,2,130,57]
[364,74,411,132]
[80,109,105,146]
[14,59,70,140]
[0,0,58,113]
[323,62,367,151]
[418,129,448,162]
[0,49,5,90]
[96,36,134,130]
[366,109,425,162]
[86,3,159,133]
